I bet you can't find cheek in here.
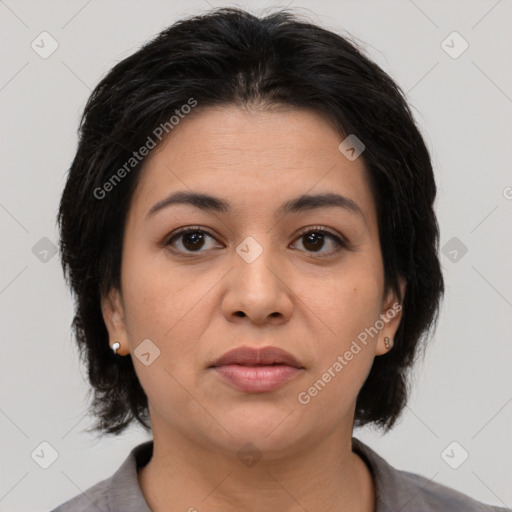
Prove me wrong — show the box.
[298,255,383,407]
[120,244,176,345]
[119,258,207,413]
[120,246,218,361]
[307,257,383,344]
[296,277,381,420]
[296,350,374,434]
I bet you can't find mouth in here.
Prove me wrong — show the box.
[209,346,304,393]
[210,345,303,368]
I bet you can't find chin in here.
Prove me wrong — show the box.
[204,406,305,449]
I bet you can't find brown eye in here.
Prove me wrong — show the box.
[292,227,347,257]
[166,228,220,254]
[165,225,347,258]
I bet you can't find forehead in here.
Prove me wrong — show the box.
[128,105,377,229]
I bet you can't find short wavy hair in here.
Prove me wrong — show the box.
[58,7,444,436]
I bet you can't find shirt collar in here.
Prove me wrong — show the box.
[352,437,427,512]
[108,439,153,512]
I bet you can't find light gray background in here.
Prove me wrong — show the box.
[1,1,511,511]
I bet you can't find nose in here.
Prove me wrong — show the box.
[221,244,293,325]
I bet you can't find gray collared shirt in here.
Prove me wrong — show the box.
[50,437,510,511]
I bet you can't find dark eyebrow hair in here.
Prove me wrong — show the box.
[146,190,366,223]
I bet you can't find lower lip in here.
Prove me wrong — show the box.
[211,364,302,393]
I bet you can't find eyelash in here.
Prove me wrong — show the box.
[164,225,348,258]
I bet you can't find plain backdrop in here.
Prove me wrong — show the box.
[1,1,511,511]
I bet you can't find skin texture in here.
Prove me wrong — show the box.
[102,105,405,512]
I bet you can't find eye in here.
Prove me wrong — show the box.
[165,227,221,254]
[165,225,348,257]
[291,226,347,257]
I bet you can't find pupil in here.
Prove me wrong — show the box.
[304,232,324,252]
[183,232,204,251]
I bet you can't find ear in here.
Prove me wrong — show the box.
[375,277,406,356]
[101,287,130,356]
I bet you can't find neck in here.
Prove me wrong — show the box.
[138,425,375,512]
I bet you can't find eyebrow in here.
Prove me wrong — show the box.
[146,190,366,223]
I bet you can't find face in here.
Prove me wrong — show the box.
[102,105,404,456]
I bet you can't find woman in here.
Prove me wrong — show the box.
[51,7,509,512]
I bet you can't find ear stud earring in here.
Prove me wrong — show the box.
[384,337,393,350]
[111,342,121,355]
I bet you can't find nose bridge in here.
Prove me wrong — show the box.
[225,232,292,322]
[235,232,280,293]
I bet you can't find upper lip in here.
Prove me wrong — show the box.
[210,346,303,368]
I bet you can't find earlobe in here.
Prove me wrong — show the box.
[101,288,129,355]
[376,278,406,356]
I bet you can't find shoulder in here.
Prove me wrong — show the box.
[48,440,153,512]
[394,466,510,512]
[48,476,111,512]
[352,437,511,512]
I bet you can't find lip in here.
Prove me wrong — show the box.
[209,346,304,393]
[210,346,303,368]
